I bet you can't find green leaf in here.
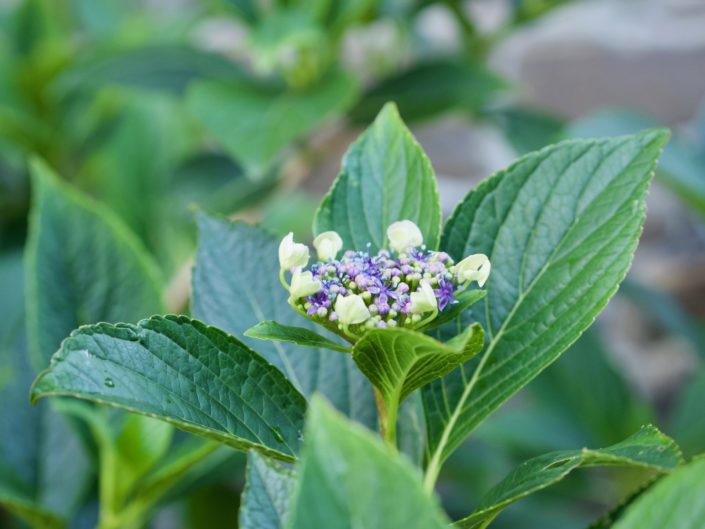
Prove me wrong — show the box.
[353,323,484,409]
[246,321,351,353]
[455,425,682,529]
[0,412,87,529]
[610,457,705,529]
[286,397,450,529]
[187,71,357,173]
[569,109,705,217]
[51,399,175,519]
[314,102,442,252]
[424,130,670,479]
[223,0,260,24]
[349,59,505,124]
[32,402,94,519]
[79,96,190,276]
[0,473,63,529]
[53,45,244,96]
[259,192,319,241]
[129,438,227,506]
[192,213,377,429]
[25,158,163,371]
[112,413,174,505]
[239,452,295,529]
[488,106,565,155]
[397,394,426,467]
[670,368,705,457]
[31,315,307,462]
[0,251,92,526]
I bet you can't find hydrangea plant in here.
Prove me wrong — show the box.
[29,103,689,528]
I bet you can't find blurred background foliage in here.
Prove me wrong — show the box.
[2,0,705,528]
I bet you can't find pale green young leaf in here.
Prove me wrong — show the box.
[240,452,295,529]
[424,130,669,476]
[192,214,377,429]
[456,425,682,529]
[31,315,307,462]
[353,323,484,408]
[286,397,449,529]
[313,102,442,252]
[245,321,351,353]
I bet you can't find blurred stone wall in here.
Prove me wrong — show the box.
[492,0,705,124]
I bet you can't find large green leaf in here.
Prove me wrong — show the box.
[455,425,682,529]
[350,59,505,124]
[570,109,705,217]
[0,473,63,529]
[192,213,377,429]
[53,45,244,96]
[313,102,442,252]
[286,397,449,529]
[50,399,176,526]
[31,315,307,462]
[25,158,163,371]
[423,130,669,482]
[670,368,705,457]
[187,71,357,173]
[0,251,92,527]
[0,251,37,491]
[239,452,295,529]
[610,457,705,529]
[353,323,484,413]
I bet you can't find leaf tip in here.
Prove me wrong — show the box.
[639,127,671,149]
[28,371,49,405]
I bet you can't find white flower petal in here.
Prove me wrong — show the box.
[387,220,424,253]
[278,232,310,270]
[334,294,371,325]
[290,270,322,299]
[313,231,343,261]
[454,253,491,287]
[409,280,437,314]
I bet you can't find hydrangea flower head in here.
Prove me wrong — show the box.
[280,221,490,340]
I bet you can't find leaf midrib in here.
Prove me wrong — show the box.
[429,137,656,466]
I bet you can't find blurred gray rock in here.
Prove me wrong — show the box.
[492,0,705,123]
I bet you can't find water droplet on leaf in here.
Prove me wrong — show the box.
[104,377,115,388]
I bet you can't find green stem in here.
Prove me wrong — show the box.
[385,398,399,449]
[443,0,488,58]
[374,388,400,449]
[342,324,358,341]
[279,269,290,290]
[423,345,493,493]
[415,307,439,329]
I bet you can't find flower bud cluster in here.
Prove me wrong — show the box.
[279,221,490,338]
